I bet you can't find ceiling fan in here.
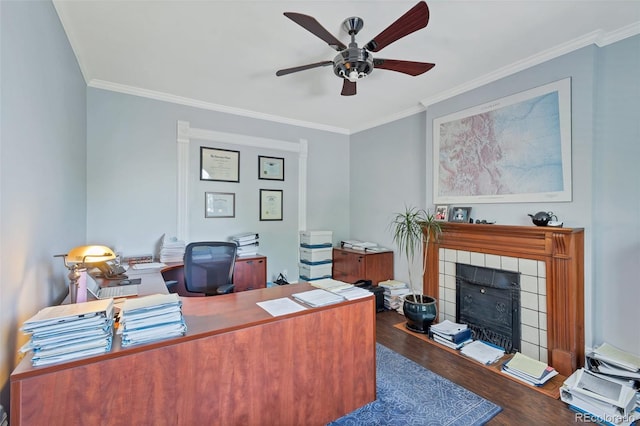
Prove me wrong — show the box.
[276,1,435,96]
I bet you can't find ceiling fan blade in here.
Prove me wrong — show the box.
[341,80,356,96]
[276,60,334,77]
[284,12,347,51]
[364,1,429,52]
[373,59,435,76]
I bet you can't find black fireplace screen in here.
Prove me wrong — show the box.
[456,263,521,353]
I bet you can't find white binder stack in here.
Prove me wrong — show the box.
[561,368,640,425]
[19,299,115,366]
[230,232,260,257]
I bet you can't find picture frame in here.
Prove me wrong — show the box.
[449,207,472,223]
[434,205,449,222]
[200,147,240,182]
[205,192,235,218]
[259,189,283,221]
[433,78,572,204]
[258,155,285,181]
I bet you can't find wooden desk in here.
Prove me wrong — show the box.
[161,254,267,296]
[11,284,376,426]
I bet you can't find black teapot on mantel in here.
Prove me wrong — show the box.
[528,211,562,227]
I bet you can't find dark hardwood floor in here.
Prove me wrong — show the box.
[375,310,580,425]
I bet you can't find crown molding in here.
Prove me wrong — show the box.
[420,23,640,108]
[87,80,351,135]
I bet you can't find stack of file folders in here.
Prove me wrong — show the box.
[230,232,259,257]
[561,368,640,426]
[119,293,186,347]
[429,320,473,350]
[19,299,114,366]
[501,352,558,386]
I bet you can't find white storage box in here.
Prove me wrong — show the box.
[299,262,333,280]
[299,246,333,265]
[300,230,333,247]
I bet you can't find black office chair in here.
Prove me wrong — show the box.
[183,242,237,296]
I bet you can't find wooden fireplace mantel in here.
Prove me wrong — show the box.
[424,223,584,377]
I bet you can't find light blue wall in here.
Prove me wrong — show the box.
[592,35,640,354]
[86,89,350,282]
[0,0,87,412]
[350,37,640,355]
[350,113,426,284]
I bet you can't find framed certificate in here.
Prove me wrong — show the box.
[259,189,283,221]
[205,192,235,218]
[258,155,284,181]
[200,147,240,182]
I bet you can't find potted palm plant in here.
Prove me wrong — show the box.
[390,206,442,333]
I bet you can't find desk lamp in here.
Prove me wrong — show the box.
[58,245,115,303]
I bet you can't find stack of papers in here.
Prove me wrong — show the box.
[19,299,114,366]
[561,368,640,425]
[309,278,371,300]
[430,320,473,350]
[501,352,558,386]
[159,234,186,263]
[292,289,345,307]
[460,340,505,365]
[378,280,411,313]
[119,294,186,347]
[230,232,259,257]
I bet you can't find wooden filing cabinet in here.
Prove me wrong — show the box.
[332,247,394,285]
[233,255,267,292]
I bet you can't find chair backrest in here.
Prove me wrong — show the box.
[184,242,237,296]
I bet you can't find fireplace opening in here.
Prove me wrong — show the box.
[456,264,521,353]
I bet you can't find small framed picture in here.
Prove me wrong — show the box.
[200,147,240,182]
[260,189,283,221]
[435,205,449,222]
[450,207,472,223]
[258,156,285,181]
[205,192,235,218]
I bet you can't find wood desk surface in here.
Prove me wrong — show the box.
[11,283,376,426]
[12,283,371,376]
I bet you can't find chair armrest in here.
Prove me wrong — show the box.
[216,284,235,295]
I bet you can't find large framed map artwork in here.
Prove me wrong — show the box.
[433,78,572,204]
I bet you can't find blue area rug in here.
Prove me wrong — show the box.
[329,343,502,426]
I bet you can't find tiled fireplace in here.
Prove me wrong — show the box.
[424,223,584,377]
[438,248,548,362]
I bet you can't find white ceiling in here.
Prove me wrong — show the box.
[53,1,640,134]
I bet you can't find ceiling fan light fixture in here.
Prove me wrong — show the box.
[333,47,373,82]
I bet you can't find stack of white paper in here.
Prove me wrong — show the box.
[292,289,345,307]
[378,280,411,313]
[159,234,186,263]
[119,293,186,347]
[20,299,115,366]
[460,340,505,365]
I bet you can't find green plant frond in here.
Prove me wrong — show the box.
[390,206,443,298]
